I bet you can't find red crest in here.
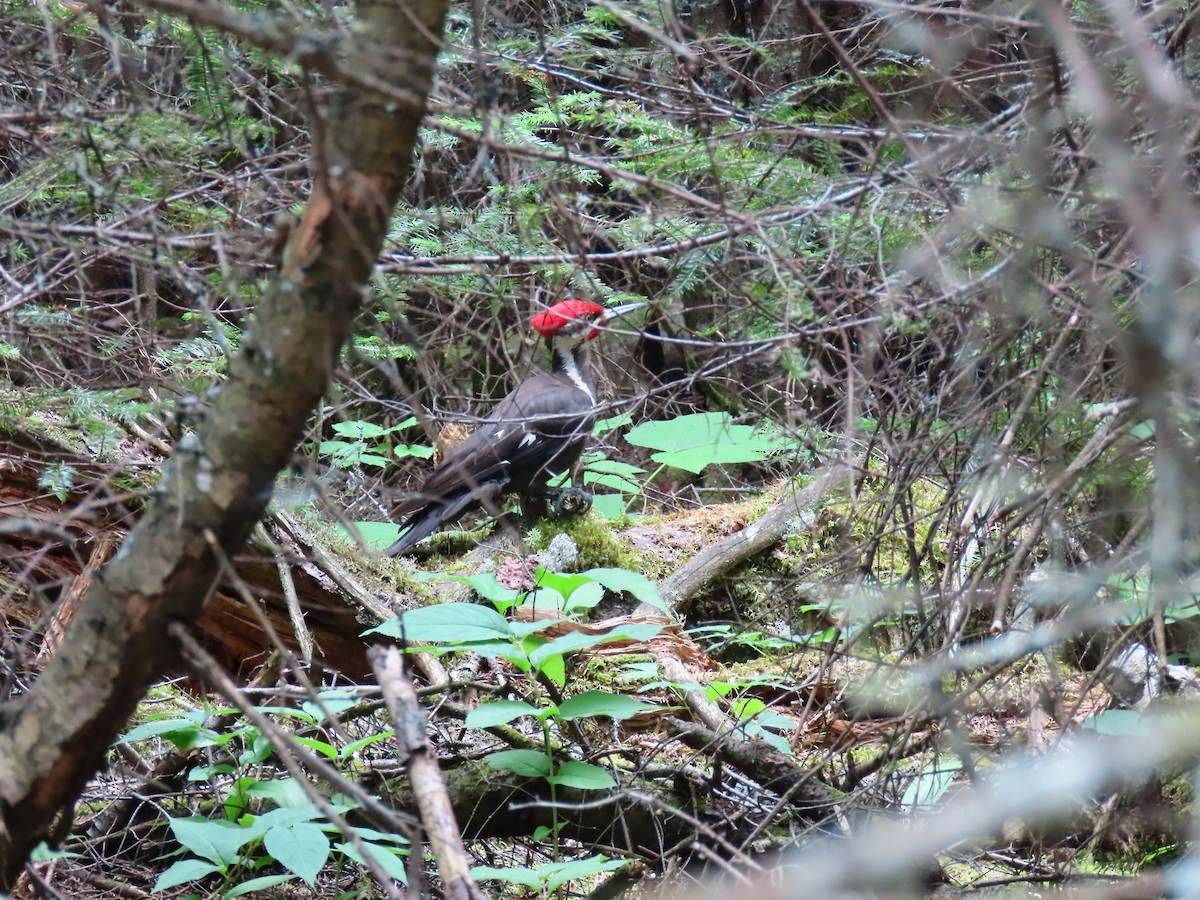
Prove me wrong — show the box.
[530,300,606,336]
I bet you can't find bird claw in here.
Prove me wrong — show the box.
[552,487,593,517]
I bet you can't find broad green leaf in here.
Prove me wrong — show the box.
[527,624,664,670]
[167,816,252,866]
[486,749,552,777]
[509,618,564,639]
[302,689,359,721]
[350,827,410,846]
[557,691,655,721]
[471,865,542,887]
[225,874,296,898]
[585,471,642,493]
[731,697,766,722]
[345,521,402,552]
[564,582,605,611]
[1082,709,1150,736]
[293,736,338,762]
[394,443,436,460]
[592,493,633,518]
[585,458,647,477]
[264,821,330,884]
[353,452,392,468]
[625,412,781,474]
[540,856,628,891]
[532,570,594,600]
[341,729,396,760]
[583,568,666,610]
[332,421,390,439]
[466,700,540,728]
[245,777,312,810]
[365,603,512,642]
[901,757,963,811]
[153,858,221,892]
[423,572,524,608]
[335,841,409,884]
[547,761,616,790]
[540,651,567,686]
[121,717,220,750]
[239,806,322,841]
[518,586,567,613]
[593,411,634,433]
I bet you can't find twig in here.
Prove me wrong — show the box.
[369,645,486,900]
[257,522,315,663]
[658,462,851,615]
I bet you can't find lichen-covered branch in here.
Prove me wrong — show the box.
[0,0,449,884]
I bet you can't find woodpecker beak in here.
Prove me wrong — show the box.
[600,301,648,323]
[587,301,647,341]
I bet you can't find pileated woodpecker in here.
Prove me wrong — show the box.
[385,299,645,556]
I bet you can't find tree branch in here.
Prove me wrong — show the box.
[0,0,450,884]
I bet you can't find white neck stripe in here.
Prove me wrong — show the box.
[556,343,594,401]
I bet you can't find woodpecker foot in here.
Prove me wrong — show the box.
[552,487,593,517]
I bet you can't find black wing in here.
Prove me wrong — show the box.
[386,372,595,555]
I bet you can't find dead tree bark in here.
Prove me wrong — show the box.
[0,0,449,885]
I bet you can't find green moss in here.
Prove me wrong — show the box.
[526,512,644,571]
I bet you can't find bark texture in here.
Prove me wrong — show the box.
[0,0,449,884]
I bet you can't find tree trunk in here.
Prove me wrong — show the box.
[0,0,449,885]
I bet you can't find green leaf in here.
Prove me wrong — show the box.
[583,568,666,610]
[332,421,390,439]
[422,573,524,609]
[167,816,252,866]
[592,493,633,518]
[540,856,627,891]
[539,651,567,686]
[471,865,542,887]
[547,761,616,790]
[121,717,220,750]
[625,412,781,474]
[1082,709,1150,736]
[557,690,655,721]
[344,521,402,552]
[486,749,552,777]
[901,757,963,811]
[527,624,664,671]
[239,806,323,841]
[335,841,409,884]
[245,777,312,809]
[341,729,396,760]
[465,700,540,728]
[394,443,436,460]
[532,570,594,600]
[585,458,647,478]
[293,736,338,761]
[585,471,643,493]
[264,822,330,884]
[518,586,567,614]
[153,858,221,892]
[225,874,297,898]
[302,689,359,722]
[366,603,513,642]
[593,411,634,433]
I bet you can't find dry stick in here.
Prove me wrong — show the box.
[369,646,487,900]
[658,654,846,831]
[169,623,418,898]
[256,522,315,663]
[272,511,451,686]
[656,462,851,617]
[205,530,350,745]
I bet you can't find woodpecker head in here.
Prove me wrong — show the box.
[530,299,647,344]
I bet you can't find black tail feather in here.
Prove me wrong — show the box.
[385,483,502,556]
